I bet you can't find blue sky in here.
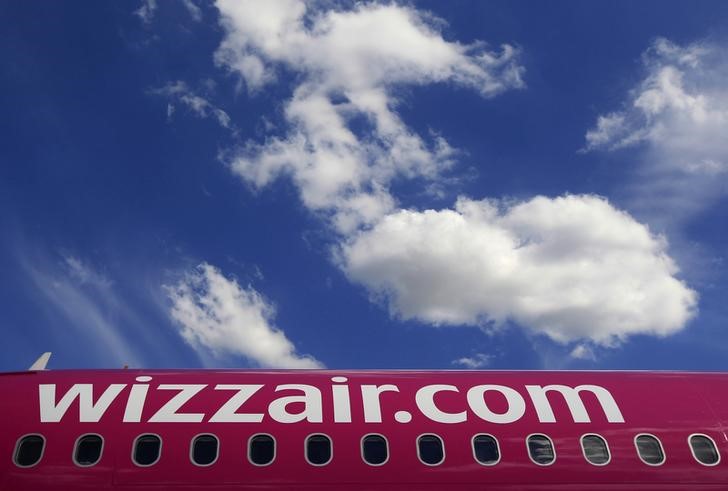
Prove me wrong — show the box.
[2,1,728,371]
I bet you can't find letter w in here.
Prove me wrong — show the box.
[39,384,126,422]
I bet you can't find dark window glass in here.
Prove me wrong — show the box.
[362,435,388,465]
[133,434,161,466]
[306,435,332,465]
[192,435,219,466]
[14,435,44,467]
[249,434,275,466]
[690,435,719,465]
[528,434,555,465]
[418,434,444,465]
[582,435,609,465]
[75,435,103,466]
[473,435,499,465]
[635,434,664,465]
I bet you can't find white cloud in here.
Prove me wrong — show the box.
[17,251,143,367]
[62,254,113,289]
[152,81,232,129]
[340,194,697,347]
[569,344,596,361]
[165,263,322,368]
[209,5,697,352]
[452,353,494,368]
[584,38,728,224]
[585,38,728,159]
[134,0,157,24]
[215,0,524,233]
[181,0,202,22]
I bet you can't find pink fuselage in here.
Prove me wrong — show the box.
[1,369,728,490]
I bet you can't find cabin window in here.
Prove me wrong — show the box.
[527,434,555,466]
[417,434,445,466]
[635,434,665,466]
[191,434,219,466]
[472,434,500,465]
[133,434,162,466]
[581,434,610,466]
[689,434,720,466]
[74,434,103,467]
[306,434,332,466]
[14,434,45,467]
[249,434,275,466]
[362,434,388,466]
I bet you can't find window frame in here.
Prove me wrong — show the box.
[688,433,721,467]
[526,433,556,467]
[131,433,163,468]
[247,433,276,467]
[471,433,501,466]
[189,433,220,467]
[416,433,445,467]
[13,433,46,468]
[72,433,104,468]
[580,433,611,466]
[634,433,666,467]
[304,433,333,467]
[361,433,389,467]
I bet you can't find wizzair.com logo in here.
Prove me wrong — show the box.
[38,378,625,424]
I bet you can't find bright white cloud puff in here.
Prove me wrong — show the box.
[215,0,524,233]
[165,263,322,368]
[340,195,697,347]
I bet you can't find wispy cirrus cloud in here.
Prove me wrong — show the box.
[165,262,322,368]
[18,250,143,367]
[584,37,728,225]
[151,81,233,130]
[134,0,157,25]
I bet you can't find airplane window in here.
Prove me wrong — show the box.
[581,434,610,465]
[362,434,388,465]
[191,434,219,466]
[249,434,275,466]
[690,434,720,466]
[527,434,555,465]
[472,434,500,465]
[133,434,162,466]
[417,434,445,466]
[635,434,664,465]
[74,434,103,467]
[14,435,45,467]
[306,434,332,466]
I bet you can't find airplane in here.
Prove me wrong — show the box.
[2,353,727,490]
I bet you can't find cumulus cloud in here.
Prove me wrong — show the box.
[165,263,322,368]
[209,4,696,350]
[152,81,232,129]
[452,353,494,369]
[340,195,697,347]
[215,0,524,232]
[585,38,728,223]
